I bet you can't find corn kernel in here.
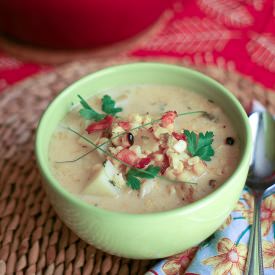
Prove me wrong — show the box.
[130,145,143,157]
[153,126,170,139]
[111,126,124,134]
[177,170,195,182]
[193,162,206,176]
[165,168,176,180]
[109,146,123,155]
[129,113,143,124]
[143,114,152,126]
[173,140,187,153]
[171,158,183,172]
[154,154,164,162]
[187,156,200,166]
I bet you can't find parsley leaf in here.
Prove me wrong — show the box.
[102,95,123,116]
[184,130,214,161]
[126,165,161,190]
[183,130,197,156]
[78,95,105,121]
[126,175,141,190]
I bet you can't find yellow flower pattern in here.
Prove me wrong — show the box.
[219,215,232,230]
[235,192,254,224]
[202,238,247,275]
[261,195,275,236]
[263,240,275,269]
[236,193,275,236]
[162,247,198,275]
[151,191,275,274]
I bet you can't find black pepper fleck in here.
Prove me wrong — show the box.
[109,180,115,186]
[202,112,217,121]
[127,132,134,145]
[209,179,217,188]
[226,137,235,145]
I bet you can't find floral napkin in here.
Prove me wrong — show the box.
[146,189,275,275]
[146,103,275,275]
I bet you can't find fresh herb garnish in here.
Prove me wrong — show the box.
[78,94,122,121]
[184,130,214,161]
[57,111,206,164]
[126,165,161,190]
[78,95,105,121]
[102,95,123,116]
[61,126,197,185]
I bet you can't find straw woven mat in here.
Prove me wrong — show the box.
[1,57,275,275]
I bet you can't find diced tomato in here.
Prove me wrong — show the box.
[172,132,186,141]
[135,157,151,169]
[161,111,177,128]
[160,153,170,174]
[86,115,113,134]
[118,121,130,131]
[116,149,138,166]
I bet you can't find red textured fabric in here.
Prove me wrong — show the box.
[130,0,275,90]
[0,53,49,92]
[0,0,275,92]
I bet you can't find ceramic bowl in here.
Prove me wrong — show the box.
[35,63,252,259]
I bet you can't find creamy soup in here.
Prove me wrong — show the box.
[49,85,240,213]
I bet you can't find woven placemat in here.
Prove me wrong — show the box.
[0,58,275,275]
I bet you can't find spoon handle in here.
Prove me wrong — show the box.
[245,192,264,275]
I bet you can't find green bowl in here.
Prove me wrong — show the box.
[35,63,252,259]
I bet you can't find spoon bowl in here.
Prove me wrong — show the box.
[245,111,275,275]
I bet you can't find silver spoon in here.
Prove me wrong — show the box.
[245,111,275,275]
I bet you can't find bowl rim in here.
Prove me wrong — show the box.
[35,62,252,219]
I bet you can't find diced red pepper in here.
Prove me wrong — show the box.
[135,157,151,169]
[160,153,170,174]
[86,115,113,134]
[118,121,130,131]
[161,111,177,128]
[172,132,186,141]
[116,149,138,166]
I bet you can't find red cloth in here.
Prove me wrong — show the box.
[0,52,48,91]
[0,0,275,92]
[130,0,275,89]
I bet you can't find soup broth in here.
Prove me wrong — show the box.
[49,85,240,213]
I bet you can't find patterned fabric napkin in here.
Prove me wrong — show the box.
[146,189,275,275]
[146,103,275,275]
